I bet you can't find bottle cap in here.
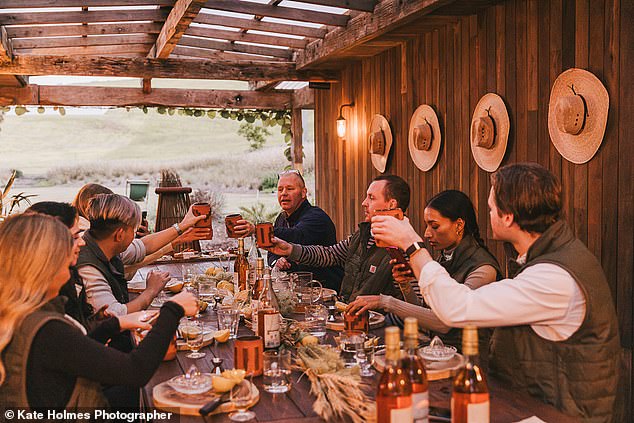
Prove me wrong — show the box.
[404,317,418,337]
[462,325,479,356]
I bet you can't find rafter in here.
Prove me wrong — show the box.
[0,9,169,26]
[179,35,292,59]
[12,34,157,50]
[0,0,174,7]
[194,13,327,39]
[297,0,453,69]
[148,0,206,59]
[0,84,292,109]
[292,86,314,109]
[172,45,287,62]
[14,44,155,56]
[0,55,339,81]
[204,0,350,27]
[298,0,377,13]
[186,26,307,49]
[6,23,164,39]
[0,26,13,62]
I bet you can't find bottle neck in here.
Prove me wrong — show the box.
[404,335,417,354]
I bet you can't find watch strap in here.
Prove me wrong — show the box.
[172,222,184,236]
[405,241,426,258]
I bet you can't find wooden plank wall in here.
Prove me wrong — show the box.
[313,0,633,419]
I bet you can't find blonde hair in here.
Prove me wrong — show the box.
[0,213,73,385]
[86,194,140,240]
[72,183,114,219]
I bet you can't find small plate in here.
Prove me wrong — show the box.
[167,373,213,395]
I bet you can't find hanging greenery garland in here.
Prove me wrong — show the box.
[3,105,294,162]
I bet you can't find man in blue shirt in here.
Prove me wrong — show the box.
[235,170,343,291]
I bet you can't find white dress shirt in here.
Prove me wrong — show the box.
[418,258,586,341]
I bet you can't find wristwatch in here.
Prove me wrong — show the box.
[172,222,184,236]
[405,241,426,258]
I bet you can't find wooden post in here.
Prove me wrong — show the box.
[291,107,303,173]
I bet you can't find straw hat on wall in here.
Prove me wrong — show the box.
[470,93,510,172]
[548,68,609,164]
[368,114,393,173]
[408,104,442,171]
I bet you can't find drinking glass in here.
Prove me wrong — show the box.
[198,280,216,301]
[217,305,240,339]
[262,350,292,393]
[304,304,328,337]
[229,378,256,421]
[182,320,206,359]
[182,265,194,286]
[339,330,366,368]
[355,342,375,377]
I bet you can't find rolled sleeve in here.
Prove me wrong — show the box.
[120,239,146,265]
[80,265,128,316]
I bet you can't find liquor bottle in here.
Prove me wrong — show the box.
[377,326,413,423]
[233,238,249,292]
[403,318,429,423]
[247,235,261,270]
[257,273,281,349]
[451,326,489,423]
[250,258,265,331]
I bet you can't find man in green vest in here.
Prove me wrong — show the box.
[264,175,410,302]
[371,163,620,422]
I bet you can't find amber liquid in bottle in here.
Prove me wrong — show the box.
[257,274,281,349]
[250,258,265,331]
[403,318,429,423]
[377,326,413,423]
[233,238,249,291]
[451,326,489,423]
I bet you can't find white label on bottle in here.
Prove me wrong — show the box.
[263,312,280,348]
[390,406,413,423]
[412,391,429,423]
[467,401,489,423]
[251,300,259,331]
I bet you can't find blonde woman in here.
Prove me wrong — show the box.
[0,213,197,410]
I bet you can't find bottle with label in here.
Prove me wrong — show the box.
[247,235,261,270]
[257,273,281,349]
[377,326,413,423]
[403,317,429,423]
[250,258,265,331]
[233,238,249,292]
[451,326,489,423]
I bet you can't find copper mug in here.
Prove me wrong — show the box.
[225,213,243,238]
[372,208,404,248]
[234,335,264,376]
[255,222,274,248]
[192,202,213,240]
[343,310,369,333]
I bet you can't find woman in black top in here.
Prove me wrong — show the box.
[0,213,198,411]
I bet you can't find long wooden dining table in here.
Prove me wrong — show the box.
[134,259,579,423]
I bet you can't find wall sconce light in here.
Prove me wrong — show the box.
[336,102,354,138]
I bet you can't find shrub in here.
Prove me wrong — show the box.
[239,202,278,224]
[190,189,225,219]
[258,174,278,192]
[238,122,271,151]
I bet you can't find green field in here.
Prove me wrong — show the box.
[0,98,315,223]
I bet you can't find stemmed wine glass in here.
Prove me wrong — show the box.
[229,377,256,421]
[182,319,206,359]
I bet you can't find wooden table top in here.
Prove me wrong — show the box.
[134,260,578,423]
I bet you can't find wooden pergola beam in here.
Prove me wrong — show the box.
[12,34,157,50]
[296,0,454,69]
[0,26,14,62]
[0,55,339,81]
[250,80,281,91]
[186,26,307,49]
[194,13,327,39]
[0,85,292,109]
[0,0,174,7]
[6,23,164,39]
[0,9,170,26]
[172,45,287,62]
[292,86,314,109]
[204,0,350,27]
[149,0,206,59]
[298,0,377,13]
[179,35,292,59]
[14,44,155,56]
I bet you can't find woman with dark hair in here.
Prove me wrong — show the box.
[347,190,501,348]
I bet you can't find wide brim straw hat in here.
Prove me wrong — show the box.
[408,104,442,171]
[470,93,510,172]
[368,114,393,173]
[548,68,609,164]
